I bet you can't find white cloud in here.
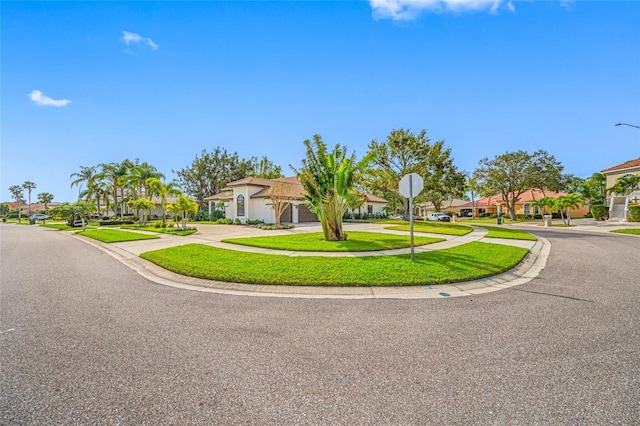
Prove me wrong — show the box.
[121,30,158,50]
[27,90,71,107]
[370,0,515,20]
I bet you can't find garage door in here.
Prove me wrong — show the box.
[280,204,293,223]
[297,204,318,223]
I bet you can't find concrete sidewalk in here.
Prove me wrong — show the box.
[66,222,548,299]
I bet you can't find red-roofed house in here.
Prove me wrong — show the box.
[601,157,640,221]
[458,189,589,218]
[205,177,388,224]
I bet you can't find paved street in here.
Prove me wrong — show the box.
[1,224,639,424]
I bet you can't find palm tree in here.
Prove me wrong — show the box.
[97,160,134,218]
[23,181,36,218]
[554,193,584,226]
[70,166,96,198]
[37,192,55,212]
[8,185,24,222]
[168,194,198,230]
[292,135,373,241]
[128,198,156,226]
[146,177,181,226]
[608,175,639,196]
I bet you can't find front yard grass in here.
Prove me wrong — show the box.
[475,225,537,241]
[222,231,444,252]
[383,221,473,236]
[611,229,640,236]
[140,241,529,286]
[120,224,197,236]
[78,229,161,243]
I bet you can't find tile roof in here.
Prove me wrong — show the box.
[208,176,388,204]
[457,189,566,208]
[601,157,640,173]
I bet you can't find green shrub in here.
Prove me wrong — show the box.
[234,218,242,225]
[246,219,265,225]
[256,223,295,230]
[590,204,607,221]
[629,204,640,222]
[215,218,233,225]
[99,220,136,225]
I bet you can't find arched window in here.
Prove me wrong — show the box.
[237,195,245,217]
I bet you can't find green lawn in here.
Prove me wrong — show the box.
[120,224,197,236]
[140,242,528,286]
[42,223,81,230]
[475,225,537,241]
[611,228,640,236]
[222,231,444,252]
[383,221,473,236]
[78,229,161,243]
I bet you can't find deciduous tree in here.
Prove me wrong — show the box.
[174,148,255,208]
[473,150,566,220]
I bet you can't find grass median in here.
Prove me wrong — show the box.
[222,231,445,252]
[382,221,473,236]
[78,229,161,243]
[611,229,640,236]
[475,225,537,241]
[140,242,529,286]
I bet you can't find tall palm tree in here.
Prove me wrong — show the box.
[70,166,96,198]
[146,177,181,226]
[37,192,54,212]
[97,160,133,218]
[22,181,36,218]
[124,161,164,221]
[8,185,24,222]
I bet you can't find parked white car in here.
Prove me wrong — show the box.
[425,212,451,222]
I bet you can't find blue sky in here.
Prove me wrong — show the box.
[2,0,639,203]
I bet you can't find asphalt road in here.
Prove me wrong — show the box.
[1,224,638,424]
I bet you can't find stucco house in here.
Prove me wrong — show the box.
[205,176,388,224]
[601,157,640,221]
[458,189,590,218]
[415,199,469,217]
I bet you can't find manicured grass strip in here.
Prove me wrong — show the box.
[140,242,528,286]
[120,224,197,236]
[222,231,444,252]
[42,223,77,230]
[78,229,160,243]
[384,221,473,236]
[611,229,640,236]
[475,225,537,241]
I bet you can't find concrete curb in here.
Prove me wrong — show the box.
[65,229,551,300]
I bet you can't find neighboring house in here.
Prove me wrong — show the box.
[96,195,179,219]
[4,202,62,216]
[205,176,388,224]
[415,199,469,217]
[458,189,590,218]
[601,157,640,221]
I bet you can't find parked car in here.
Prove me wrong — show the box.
[426,212,451,222]
[412,216,424,221]
[30,214,51,220]
[71,219,86,227]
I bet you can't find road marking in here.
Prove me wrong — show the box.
[0,328,16,334]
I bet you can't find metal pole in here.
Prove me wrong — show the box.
[409,175,414,262]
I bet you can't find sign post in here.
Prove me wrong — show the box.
[399,173,424,261]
